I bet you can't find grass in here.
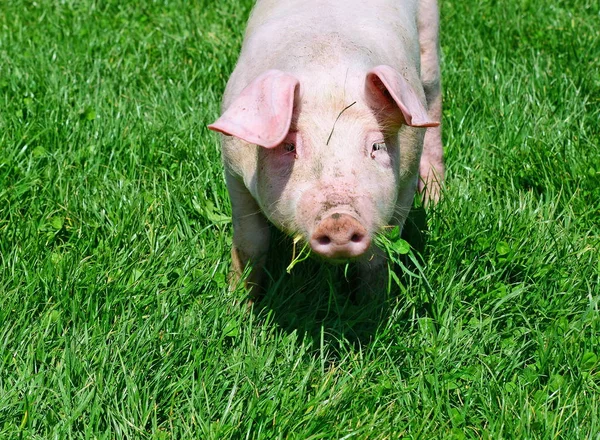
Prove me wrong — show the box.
[0,0,599,438]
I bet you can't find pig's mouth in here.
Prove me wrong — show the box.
[292,187,384,262]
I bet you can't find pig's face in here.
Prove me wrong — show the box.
[209,67,437,261]
[254,103,403,260]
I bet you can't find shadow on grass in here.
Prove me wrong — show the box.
[251,206,431,355]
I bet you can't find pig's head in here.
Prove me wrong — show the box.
[209,67,438,261]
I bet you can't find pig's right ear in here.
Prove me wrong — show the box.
[208,70,299,149]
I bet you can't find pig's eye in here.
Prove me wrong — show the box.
[371,142,387,157]
[283,142,296,153]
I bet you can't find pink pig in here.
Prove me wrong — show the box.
[209,0,444,292]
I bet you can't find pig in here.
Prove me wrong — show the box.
[208,0,444,293]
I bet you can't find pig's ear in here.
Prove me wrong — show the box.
[208,70,299,149]
[366,65,439,128]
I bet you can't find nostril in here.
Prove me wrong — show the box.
[350,233,363,243]
[317,236,331,246]
[310,213,370,259]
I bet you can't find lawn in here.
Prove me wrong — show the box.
[1,0,599,438]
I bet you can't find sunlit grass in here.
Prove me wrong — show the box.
[1,0,598,438]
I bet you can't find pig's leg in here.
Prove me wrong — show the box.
[357,247,389,297]
[418,0,444,204]
[226,171,270,296]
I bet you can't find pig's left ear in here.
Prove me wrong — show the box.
[366,65,439,128]
[208,70,299,149]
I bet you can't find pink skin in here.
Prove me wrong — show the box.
[418,0,444,203]
[208,0,443,293]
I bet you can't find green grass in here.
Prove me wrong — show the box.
[1,0,599,438]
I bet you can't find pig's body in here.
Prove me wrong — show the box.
[209,0,443,292]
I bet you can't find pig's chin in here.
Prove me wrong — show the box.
[270,215,376,263]
[286,234,372,264]
[309,250,370,265]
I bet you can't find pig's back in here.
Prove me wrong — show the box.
[240,1,418,75]
[245,0,418,37]
[223,0,421,108]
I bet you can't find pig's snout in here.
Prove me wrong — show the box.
[310,213,371,260]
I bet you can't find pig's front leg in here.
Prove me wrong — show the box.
[226,170,270,296]
[418,0,444,204]
[359,249,389,294]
